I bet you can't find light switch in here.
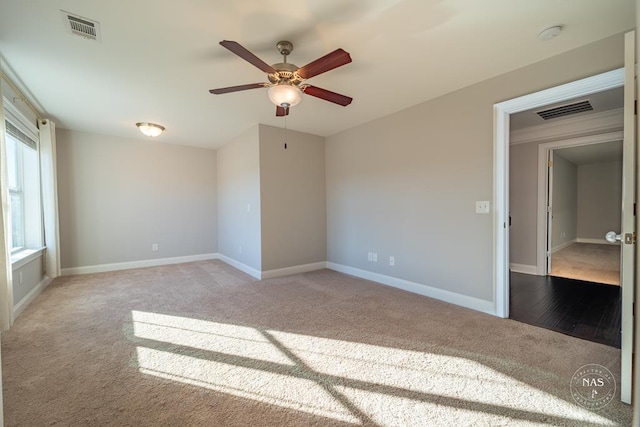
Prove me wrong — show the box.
[476,201,490,214]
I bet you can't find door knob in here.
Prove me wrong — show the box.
[605,231,622,243]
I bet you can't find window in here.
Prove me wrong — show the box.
[4,113,42,254]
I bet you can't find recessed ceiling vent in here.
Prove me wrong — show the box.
[536,100,593,120]
[61,10,101,42]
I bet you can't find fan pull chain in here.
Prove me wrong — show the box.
[284,114,288,149]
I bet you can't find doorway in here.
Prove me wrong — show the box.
[547,141,623,285]
[506,94,624,347]
[493,67,625,317]
[493,65,633,403]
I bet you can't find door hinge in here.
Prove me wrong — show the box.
[624,232,636,244]
[548,160,553,167]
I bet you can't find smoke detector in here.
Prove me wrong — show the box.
[538,26,562,41]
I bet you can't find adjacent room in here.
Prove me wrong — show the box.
[0,1,636,425]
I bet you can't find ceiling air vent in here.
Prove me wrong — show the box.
[61,10,101,42]
[536,100,593,120]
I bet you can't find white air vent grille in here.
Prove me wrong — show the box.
[536,100,593,120]
[61,10,101,42]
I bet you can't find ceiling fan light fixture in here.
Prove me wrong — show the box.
[136,122,165,137]
[268,84,302,108]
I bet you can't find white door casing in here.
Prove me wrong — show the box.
[620,30,635,405]
[493,67,624,319]
[546,150,553,274]
[535,132,624,276]
[494,40,633,404]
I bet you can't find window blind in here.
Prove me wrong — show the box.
[5,120,37,151]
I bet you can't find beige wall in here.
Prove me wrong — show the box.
[216,125,262,270]
[259,124,326,271]
[326,33,624,302]
[551,154,577,250]
[577,161,622,240]
[509,142,539,266]
[56,129,217,268]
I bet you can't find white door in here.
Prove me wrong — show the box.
[618,31,635,405]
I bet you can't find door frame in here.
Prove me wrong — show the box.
[536,132,624,276]
[493,68,624,318]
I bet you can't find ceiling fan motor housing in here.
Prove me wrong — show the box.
[276,40,293,56]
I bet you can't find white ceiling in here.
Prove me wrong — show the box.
[555,140,623,165]
[0,0,634,149]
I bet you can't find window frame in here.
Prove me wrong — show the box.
[3,99,42,256]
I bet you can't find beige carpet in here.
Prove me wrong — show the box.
[1,261,632,426]
[551,243,620,286]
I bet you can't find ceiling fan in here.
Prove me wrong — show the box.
[209,40,353,116]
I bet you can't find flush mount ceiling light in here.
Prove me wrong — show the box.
[268,83,303,108]
[538,25,562,41]
[136,122,165,137]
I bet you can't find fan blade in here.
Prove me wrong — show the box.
[220,40,277,74]
[276,106,290,117]
[302,85,352,106]
[296,49,352,79]
[209,83,267,94]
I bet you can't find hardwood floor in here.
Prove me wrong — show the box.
[509,272,621,348]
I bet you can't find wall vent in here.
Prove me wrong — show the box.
[61,10,101,42]
[536,100,593,120]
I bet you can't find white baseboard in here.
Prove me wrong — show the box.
[261,262,327,279]
[576,238,616,245]
[61,253,219,276]
[13,276,53,321]
[216,254,261,279]
[509,263,538,275]
[551,239,576,253]
[326,262,495,316]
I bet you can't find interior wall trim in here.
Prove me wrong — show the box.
[509,263,538,275]
[511,108,623,146]
[60,253,219,276]
[215,254,261,279]
[327,262,495,315]
[261,262,327,279]
[12,276,53,321]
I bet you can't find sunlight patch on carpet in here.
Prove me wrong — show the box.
[131,310,294,366]
[131,311,615,426]
[136,347,360,424]
[269,330,615,425]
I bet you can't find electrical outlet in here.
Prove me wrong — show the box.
[389,256,395,266]
[152,243,158,251]
[372,252,378,263]
[368,252,373,262]
[476,201,490,214]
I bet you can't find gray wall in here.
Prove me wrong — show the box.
[326,34,624,302]
[56,129,217,268]
[509,142,539,266]
[577,161,622,240]
[216,125,262,270]
[259,125,326,271]
[551,154,577,250]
